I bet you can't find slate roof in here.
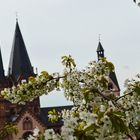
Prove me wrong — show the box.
[109,72,120,91]
[38,105,73,128]
[8,21,34,83]
[96,42,104,52]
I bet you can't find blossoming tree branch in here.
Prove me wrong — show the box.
[1,55,140,140]
[134,0,140,5]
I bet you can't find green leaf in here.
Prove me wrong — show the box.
[61,55,76,69]
[134,87,140,94]
[29,76,36,83]
[41,71,49,78]
[107,112,128,133]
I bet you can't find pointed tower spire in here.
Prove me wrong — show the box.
[0,48,5,79]
[96,41,104,60]
[8,21,34,83]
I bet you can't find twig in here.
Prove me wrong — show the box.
[126,134,134,140]
[115,92,133,102]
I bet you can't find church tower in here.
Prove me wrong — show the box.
[7,20,40,115]
[8,20,34,84]
[96,41,120,96]
[0,21,44,140]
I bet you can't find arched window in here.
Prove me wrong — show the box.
[23,117,33,130]
[108,82,113,90]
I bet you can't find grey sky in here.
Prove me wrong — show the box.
[0,0,140,107]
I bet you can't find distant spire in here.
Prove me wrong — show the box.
[8,21,34,83]
[96,41,104,60]
[0,47,5,79]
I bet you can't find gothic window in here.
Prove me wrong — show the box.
[108,82,113,90]
[23,117,33,130]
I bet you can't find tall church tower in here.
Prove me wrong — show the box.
[0,21,41,138]
[7,20,40,115]
[8,21,34,84]
[96,41,120,96]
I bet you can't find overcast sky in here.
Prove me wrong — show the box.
[0,0,140,107]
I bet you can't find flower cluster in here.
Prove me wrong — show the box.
[134,0,140,6]
[62,58,114,106]
[1,71,61,104]
[1,55,140,139]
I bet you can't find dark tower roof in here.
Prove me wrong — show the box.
[0,48,5,79]
[96,41,104,60]
[8,21,34,83]
[97,41,104,52]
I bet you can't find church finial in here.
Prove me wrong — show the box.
[99,34,101,42]
[16,12,18,22]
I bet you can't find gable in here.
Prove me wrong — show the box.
[13,111,46,140]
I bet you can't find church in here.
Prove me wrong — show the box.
[0,21,120,140]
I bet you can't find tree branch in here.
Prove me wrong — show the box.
[115,92,133,102]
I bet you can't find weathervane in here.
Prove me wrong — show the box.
[16,12,18,22]
[99,34,101,42]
